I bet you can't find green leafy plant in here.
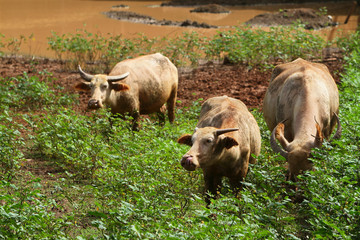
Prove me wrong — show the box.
[33,109,114,180]
[0,111,24,181]
[0,72,77,111]
[0,178,68,239]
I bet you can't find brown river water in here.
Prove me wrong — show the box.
[0,0,358,58]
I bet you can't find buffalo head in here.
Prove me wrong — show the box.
[270,113,341,180]
[75,66,130,109]
[177,127,239,171]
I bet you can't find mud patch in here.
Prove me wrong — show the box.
[245,8,337,30]
[190,4,230,13]
[104,11,218,28]
[111,4,129,10]
[162,0,333,6]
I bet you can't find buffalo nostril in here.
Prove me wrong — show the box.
[181,155,193,166]
[88,99,100,108]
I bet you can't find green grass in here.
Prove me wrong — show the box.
[1,24,335,71]
[0,29,359,239]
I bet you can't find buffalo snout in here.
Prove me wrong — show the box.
[88,99,101,109]
[181,155,197,171]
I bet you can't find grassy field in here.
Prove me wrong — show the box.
[0,27,359,239]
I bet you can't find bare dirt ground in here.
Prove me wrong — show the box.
[0,56,344,113]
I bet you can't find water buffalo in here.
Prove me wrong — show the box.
[177,96,261,205]
[263,58,341,181]
[75,53,178,129]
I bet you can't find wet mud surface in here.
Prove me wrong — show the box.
[245,8,337,29]
[105,4,337,30]
[104,11,218,28]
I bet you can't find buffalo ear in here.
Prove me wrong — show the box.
[177,134,192,146]
[74,82,91,91]
[112,83,130,92]
[222,136,239,149]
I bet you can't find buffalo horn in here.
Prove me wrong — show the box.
[107,72,130,83]
[78,65,94,82]
[332,112,342,140]
[270,122,289,159]
[215,128,239,136]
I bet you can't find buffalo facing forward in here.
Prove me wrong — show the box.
[75,53,178,129]
[177,96,261,205]
[263,58,341,181]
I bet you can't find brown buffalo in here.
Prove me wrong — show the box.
[263,58,341,181]
[75,53,178,129]
[177,96,261,204]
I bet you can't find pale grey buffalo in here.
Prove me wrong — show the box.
[75,53,178,129]
[263,58,341,181]
[177,96,261,204]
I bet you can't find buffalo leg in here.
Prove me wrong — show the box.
[167,87,177,123]
[131,111,140,131]
[157,112,165,126]
[229,177,243,197]
[204,174,222,206]
[157,105,166,125]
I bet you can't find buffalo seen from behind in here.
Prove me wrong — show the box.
[177,96,261,205]
[75,53,178,130]
[263,58,341,182]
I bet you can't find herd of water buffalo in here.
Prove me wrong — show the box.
[75,53,341,204]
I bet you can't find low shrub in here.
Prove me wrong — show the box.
[0,111,24,181]
[33,109,113,180]
[46,25,329,71]
[0,178,68,239]
[0,72,76,111]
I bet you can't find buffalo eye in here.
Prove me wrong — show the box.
[205,138,213,144]
[101,84,108,90]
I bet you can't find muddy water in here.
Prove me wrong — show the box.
[0,0,358,58]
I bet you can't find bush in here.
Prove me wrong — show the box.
[0,178,68,239]
[33,109,114,180]
[0,72,76,111]
[46,25,329,71]
[205,25,326,68]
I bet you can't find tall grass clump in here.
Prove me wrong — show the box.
[47,29,203,71]
[46,24,328,71]
[205,25,326,68]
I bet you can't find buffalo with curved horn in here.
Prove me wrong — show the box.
[263,58,341,181]
[177,96,261,205]
[75,53,178,130]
